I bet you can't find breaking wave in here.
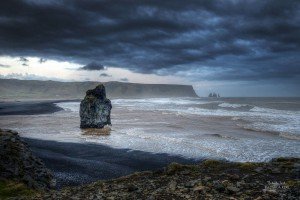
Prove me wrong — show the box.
[218,102,249,108]
[56,98,300,141]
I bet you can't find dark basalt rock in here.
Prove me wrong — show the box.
[35,158,300,199]
[0,129,56,190]
[208,92,220,98]
[80,84,112,128]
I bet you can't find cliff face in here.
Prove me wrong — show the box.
[105,81,198,98]
[0,79,198,100]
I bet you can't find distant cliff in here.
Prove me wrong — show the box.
[0,79,198,100]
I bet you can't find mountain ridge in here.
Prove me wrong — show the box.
[0,79,198,100]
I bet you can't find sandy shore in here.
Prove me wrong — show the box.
[0,100,76,115]
[24,138,197,188]
[0,100,196,188]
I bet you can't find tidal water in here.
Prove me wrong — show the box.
[1,97,299,162]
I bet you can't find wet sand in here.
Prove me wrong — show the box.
[0,100,74,115]
[1,99,299,188]
[0,101,197,188]
[24,138,197,188]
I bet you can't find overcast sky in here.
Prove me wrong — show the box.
[0,0,299,96]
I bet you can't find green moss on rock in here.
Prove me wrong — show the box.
[238,162,259,172]
[0,180,36,199]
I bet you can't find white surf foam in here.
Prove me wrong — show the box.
[2,97,299,162]
[55,102,80,112]
[55,98,300,140]
[218,102,248,108]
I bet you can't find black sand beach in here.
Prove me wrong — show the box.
[0,101,197,188]
[0,101,64,115]
[24,138,197,188]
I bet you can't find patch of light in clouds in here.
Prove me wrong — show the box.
[0,56,186,85]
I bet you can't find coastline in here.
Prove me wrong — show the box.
[0,100,197,189]
[1,130,299,200]
[0,100,78,115]
[24,138,198,188]
[0,108,299,199]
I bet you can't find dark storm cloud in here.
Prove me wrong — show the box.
[100,73,111,77]
[39,58,47,63]
[19,57,28,62]
[0,0,299,81]
[0,64,10,68]
[120,78,129,82]
[79,62,105,71]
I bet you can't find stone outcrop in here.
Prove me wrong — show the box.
[0,129,55,190]
[80,84,112,128]
[208,92,220,98]
[34,158,299,200]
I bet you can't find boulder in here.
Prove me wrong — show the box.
[0,129,56,190]
[80,84,112,128]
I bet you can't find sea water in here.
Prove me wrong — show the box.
[1,97,299,162]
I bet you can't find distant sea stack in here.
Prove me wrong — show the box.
[208,92,220,98]
[80,84,112,128]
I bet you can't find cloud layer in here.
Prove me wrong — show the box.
[79,62,105,71]
[0,0,299,82]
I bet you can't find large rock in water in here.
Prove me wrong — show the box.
[80,84,112,128]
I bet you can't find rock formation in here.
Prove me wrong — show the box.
[208,92,220,98]
[35,158,300,200]
[80,84,112,128]
[0,129,55,190]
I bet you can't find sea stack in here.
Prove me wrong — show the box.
[80,84,112,128]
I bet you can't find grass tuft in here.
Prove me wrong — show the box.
[0,179,36,199]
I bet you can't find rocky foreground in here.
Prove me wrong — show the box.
[0,129,55,191]
[31,158,299,200]
[0,129,299,200]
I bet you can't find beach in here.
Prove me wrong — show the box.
[0,97,299,188]
[1,126,299,200]
[0,100,196,188]
[0,100,66,116]
[24,138,196,188]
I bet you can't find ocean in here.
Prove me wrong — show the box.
[1,97,299,162]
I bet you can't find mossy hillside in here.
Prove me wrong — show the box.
[0,180,36,199]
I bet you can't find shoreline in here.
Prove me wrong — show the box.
[1,130,299,199]
[1,100,299,198]
[24,137,198,188]
[0,100,198,189]
[0,100,78,115]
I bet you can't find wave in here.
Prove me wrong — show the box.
[279,132,300,140]
[55,99,300,139]
[55,102,80,112]
[218,102,249,108]
[112,97,211,106]
[202,133,237,140]
[238,123,300,140]
[250,106,298,114]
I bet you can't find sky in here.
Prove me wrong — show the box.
[0,0,299,97]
